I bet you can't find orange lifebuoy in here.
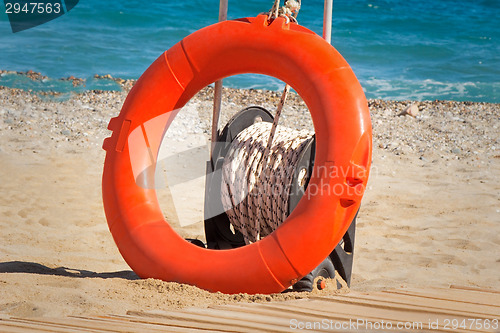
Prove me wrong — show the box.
[102,15,372,294]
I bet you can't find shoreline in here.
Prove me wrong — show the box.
[0,84,499,317]
[2,69,499,105]
[1,84,498,162]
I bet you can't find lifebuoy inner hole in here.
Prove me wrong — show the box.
[150,75,315,247]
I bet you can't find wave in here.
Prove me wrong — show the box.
[362,78,499,103]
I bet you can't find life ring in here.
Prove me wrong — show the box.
[102,14,372,294]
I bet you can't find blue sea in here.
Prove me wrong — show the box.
[0,0,499,102]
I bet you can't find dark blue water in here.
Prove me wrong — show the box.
[1,0,499,102]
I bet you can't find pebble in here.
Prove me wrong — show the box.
[398,103,419,117]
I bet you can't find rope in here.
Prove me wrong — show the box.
[262,0,301,172]
[219,0,305,244]
[265,0,301,23]
[221,122,314,244]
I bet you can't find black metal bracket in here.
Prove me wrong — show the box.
[204,106,274,249]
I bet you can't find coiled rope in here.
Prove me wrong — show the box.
[220,0,308,244]
[221,122,314,244]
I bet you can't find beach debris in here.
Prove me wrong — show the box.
[4,70,49,81]
[25,70,47,81]
[0,70,18,76]
[398,103,420,117]
[62,75,86,87]
[94,74,114,80]
[1,70,87,87]
[93,74,136,90]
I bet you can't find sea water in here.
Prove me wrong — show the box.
[0,0,498,102]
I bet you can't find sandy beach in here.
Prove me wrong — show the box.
[0,83,499,318]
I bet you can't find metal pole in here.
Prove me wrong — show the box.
[322,0,333,44]
[211,0,228,156]
[218,0,228,21]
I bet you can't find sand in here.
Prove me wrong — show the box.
[0,84,499,318]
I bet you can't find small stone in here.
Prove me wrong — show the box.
[451,148,461,154]
[61,129,71,136]
[398,103,419,117]
[383,108,393,117]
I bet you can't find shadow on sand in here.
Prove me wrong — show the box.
[0,261,139,280]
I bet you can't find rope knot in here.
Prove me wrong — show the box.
[265,0,301,24]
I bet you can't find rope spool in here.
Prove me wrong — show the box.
[221,122,313,243]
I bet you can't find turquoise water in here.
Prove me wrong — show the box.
[0,0,498,102]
